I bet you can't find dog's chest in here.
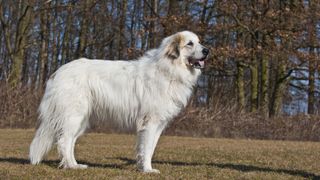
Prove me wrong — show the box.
[150,81,193,120]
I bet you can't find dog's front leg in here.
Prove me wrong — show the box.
[136,120,163,173]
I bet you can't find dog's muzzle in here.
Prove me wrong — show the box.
[188,48,209,69]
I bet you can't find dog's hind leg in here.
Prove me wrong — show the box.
[71,123,88,168]
[136,120,166,173]
[57,115,88,169]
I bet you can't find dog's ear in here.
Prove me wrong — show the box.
[165,35,182,60]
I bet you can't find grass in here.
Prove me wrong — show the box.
[0,129,319,179]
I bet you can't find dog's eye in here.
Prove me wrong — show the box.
[187,41,193,46]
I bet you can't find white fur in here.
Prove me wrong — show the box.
[29,31,207,173]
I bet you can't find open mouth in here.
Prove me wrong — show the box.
[188,57,206,69]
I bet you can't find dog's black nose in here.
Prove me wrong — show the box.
[202,48,209,56]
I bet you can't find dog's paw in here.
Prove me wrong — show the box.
[76,164,88,169]
[63,164,88,169]
[142,168,160,174]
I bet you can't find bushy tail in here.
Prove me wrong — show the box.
[29,123,55,165]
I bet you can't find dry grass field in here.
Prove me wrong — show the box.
[0,129,319,179]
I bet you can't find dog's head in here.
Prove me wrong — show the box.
[162,31,209,69]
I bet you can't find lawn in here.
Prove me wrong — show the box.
[0,129,319,179]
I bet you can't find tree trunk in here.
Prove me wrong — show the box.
[62,6,72,65]
[39,3,49,87]
[307,0,317,114]
[148,0,158,49]
[260,53,269,116]
[165,0,179,36]
[7,1,32,88]
[308,49,315,114]
[236,64,245,110]
[250,63,258,112]
[269,60,287,116]
[117,0,127,59]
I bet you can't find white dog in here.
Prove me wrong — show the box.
[29,31,209,173]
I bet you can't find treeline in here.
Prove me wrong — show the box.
[0,0,319,118]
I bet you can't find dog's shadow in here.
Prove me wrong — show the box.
[0,157,124,169]
[0,157,318,179]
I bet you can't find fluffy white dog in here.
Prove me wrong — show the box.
[29,31,209,173]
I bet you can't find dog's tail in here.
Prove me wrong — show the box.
[29,122,56,165]
[29,92,58,165]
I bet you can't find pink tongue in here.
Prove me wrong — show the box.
[199,61,205,68]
